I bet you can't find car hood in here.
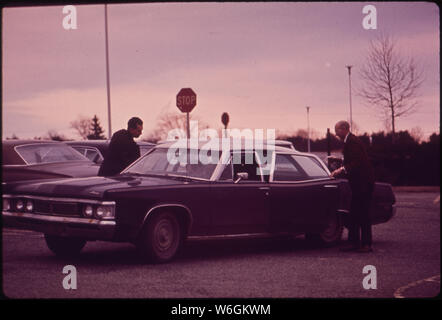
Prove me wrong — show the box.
[5,174,190,199]
[24,161,99,177]
[2,161,99,179]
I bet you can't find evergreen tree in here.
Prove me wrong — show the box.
[87,115,106,140]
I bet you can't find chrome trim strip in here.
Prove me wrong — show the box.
[324,185,339,188]
[141,203,193,234]
[269,177,333,184]
[2,211,116,226]
[187,232,291,241]
[3,194,115,206]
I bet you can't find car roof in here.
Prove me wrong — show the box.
[65,140,155,146]
[2,139,61,146]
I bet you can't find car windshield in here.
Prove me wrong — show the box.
[124,148,217,180]
[15,143,88,165]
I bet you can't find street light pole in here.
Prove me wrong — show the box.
[306,106,311,153]
[104,4,112,139]
[346,65,353,131]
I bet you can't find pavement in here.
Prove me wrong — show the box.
[2,190,440,300]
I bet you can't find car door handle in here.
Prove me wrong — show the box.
[259,187,270,196]
[324,185,338,188]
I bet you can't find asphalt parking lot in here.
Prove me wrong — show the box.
[2,191,440,299]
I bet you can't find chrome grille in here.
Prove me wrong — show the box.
[34,200,81,216]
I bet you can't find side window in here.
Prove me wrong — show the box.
[232,152,263,182]
[219,157,233,181]
[85,149,103,163]
[72,146,87,157]
[273,154,307,181]
[292,155,329,178]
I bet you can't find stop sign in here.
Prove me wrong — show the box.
[176,88,197,113]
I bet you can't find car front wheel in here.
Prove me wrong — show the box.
[137,211,182,263]
[44,234,87,257]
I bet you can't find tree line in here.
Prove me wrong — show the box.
[285,130,440,186]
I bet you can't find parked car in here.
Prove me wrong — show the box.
[65,140,156,164]
[2,140,99,183]
[275,140,296,151]
[2,139,396,263]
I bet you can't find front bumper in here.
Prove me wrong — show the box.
[2,211,116,240]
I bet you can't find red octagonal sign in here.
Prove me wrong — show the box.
[176,88,197,113]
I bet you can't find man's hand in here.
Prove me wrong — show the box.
[326,155,341,161]
[331,166,345,177]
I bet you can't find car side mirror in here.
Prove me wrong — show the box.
[234,172,249,184]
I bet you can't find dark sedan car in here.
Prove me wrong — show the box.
[2,140,99,182]
[65,140,156,164]
[2,139,396,263]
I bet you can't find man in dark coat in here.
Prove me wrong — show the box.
[331,120,375,253]
[98,117,143,177]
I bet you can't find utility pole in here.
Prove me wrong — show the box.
[346,65,353,131]
[104,4,112,139]
[306,106,311,153]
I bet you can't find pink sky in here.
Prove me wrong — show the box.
[2,2,439,140]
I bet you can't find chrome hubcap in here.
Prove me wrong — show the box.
[154,219,174,252]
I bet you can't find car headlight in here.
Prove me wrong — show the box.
[83,205,94,218]
[95,205,115,220]
[3,199,11,211]
[16,199,24,211]
[25,200,34,212]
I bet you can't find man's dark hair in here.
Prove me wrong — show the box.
[127,117,143,129]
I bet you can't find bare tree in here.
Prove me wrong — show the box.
[145,111,209,142]
[46,130,67,141]
[6,133,19,140]
[358,35,424,138]
[70,115,92,140]
[410,126,424,143]
[294,128,320,140]
[348,119,361,135]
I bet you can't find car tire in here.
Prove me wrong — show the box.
[44,234,87,257]
[305,212,343,247]
[137,211,182,263]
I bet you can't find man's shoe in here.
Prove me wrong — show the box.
[339,245,359,252]
[357,246,373,253]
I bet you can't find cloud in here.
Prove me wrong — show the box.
[2,3,439,140]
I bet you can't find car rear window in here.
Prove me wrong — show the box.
[15,144,88,165]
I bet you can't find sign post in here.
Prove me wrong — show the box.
[176,88,197,139]
[176,88,197,170]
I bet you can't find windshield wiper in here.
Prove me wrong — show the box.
[122,172,203,181]
[163,173,199,181]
